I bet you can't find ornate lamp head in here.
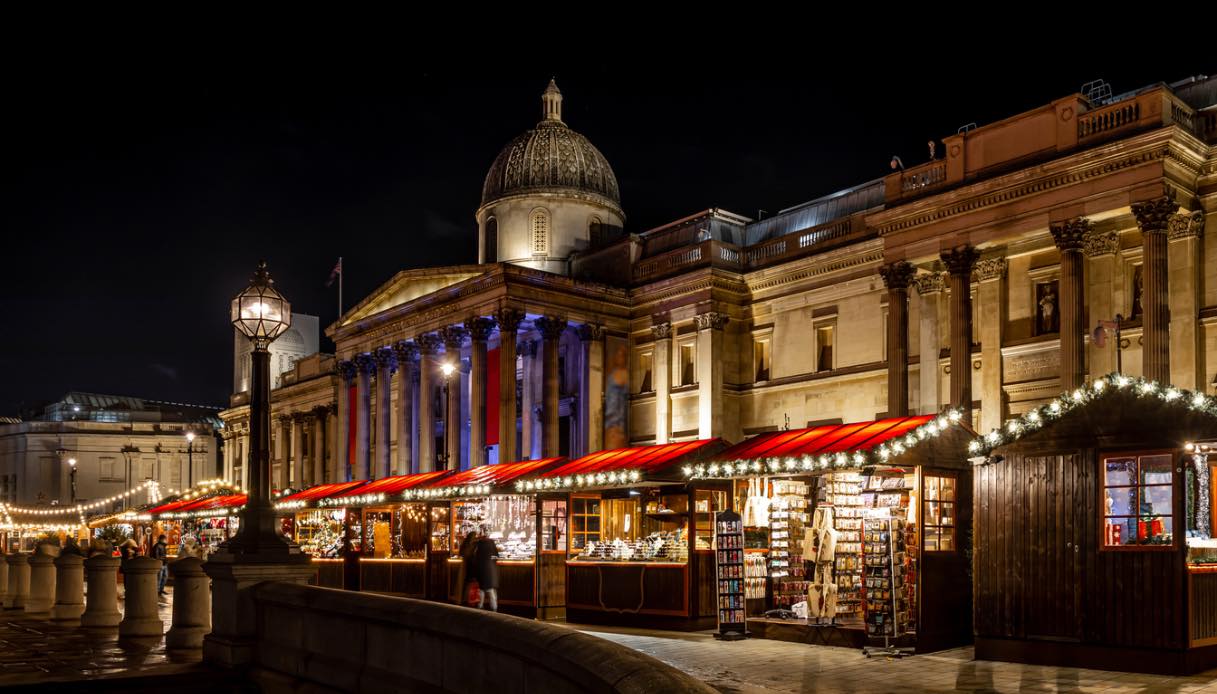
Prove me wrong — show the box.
[231,261,291,348]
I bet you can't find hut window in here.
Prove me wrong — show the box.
[923,474,956,552]
[1102,452,1175,549]
[570,495,602,551]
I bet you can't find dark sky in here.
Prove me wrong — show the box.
[3,48,1211,415]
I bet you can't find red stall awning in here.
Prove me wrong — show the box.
[159,494,247,519]
[405,458,567,499]
[519,439,726,491]
[333,470,454,505]
[274,481,368,510]
[689,412,967,479]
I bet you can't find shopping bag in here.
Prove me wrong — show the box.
[465,579,481,607]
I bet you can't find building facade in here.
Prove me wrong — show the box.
[0,392,221,507]
[235,76,1217,484]
[232,312,320,393]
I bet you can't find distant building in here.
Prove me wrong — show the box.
[0,392,222,507]
[232,313,319,393]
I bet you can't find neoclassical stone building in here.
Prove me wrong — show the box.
[225,76,1217,484]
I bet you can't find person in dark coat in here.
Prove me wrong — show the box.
[457,531,478,605]
[473,531,500,612]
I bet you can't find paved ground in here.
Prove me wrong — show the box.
[577,624,1217,694]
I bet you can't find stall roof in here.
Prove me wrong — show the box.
[275,481,367,508]
[158,494,247,519]
[333,470,454,504]
[518,439,726,491]
[686,412,970,479]
[404,458,568,499]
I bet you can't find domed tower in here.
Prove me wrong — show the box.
[477,80,625,274]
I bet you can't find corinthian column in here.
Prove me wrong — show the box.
[416,334,443,472]
[975,256,1007,433]
[1131,194,1179,384]
[441,326,467,470]
[336,360,355,482]
[466,317,496,467]
[913,273,946,415]
[652,321,672,444]
[578,324,606,455]
[496,308,524,463]
[535,316,567,458]
[1168,211,1205,389]
[519,339,538,460]
[1084,229,1121,376]
[373,347,396,480]
[310,406,328,486]
[354,353,376,481]
[694,312,729,439]
[941,246,979,422]
[1051,218,1089,390]
[879,262,916,417]
[289,413,305,489]
[392,341,418,475]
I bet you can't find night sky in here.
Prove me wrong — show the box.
[4,49,1211,416]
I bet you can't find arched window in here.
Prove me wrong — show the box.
[484,217,498,263]
[531,209,549,255]
[589,216,603,246]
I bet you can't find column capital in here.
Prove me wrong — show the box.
[974,256,1007,282]
[495,307,526,333]
[465,317,496,342]
[373,346,397,372]
[1050,217,1090,252]
[912,272,946,295]
[291,412,307,424]
[416,333,443,355]
[694,312,730,331]
[439,326,467,350]
[354,353,377,375]
[311,404,332,418]
[392,340,419,364]
[577,323,606,342]
[1168,210,1204,241]
[535,315,568,341]
[337,359,357,383]
[878,261,916,290]
[1131,195,1180,235]
[1083,230,1120,257]
[651,321,672,339]
[940,246,980,275]
[517,339,538,358]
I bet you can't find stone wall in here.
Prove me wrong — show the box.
[251,582,715,694]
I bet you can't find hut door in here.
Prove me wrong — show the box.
[1026,453,1086,641]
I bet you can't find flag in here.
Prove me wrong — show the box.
[325,258,342,287]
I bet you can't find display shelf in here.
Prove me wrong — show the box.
[714,509,748,639]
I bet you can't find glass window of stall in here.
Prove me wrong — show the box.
[450,496,538,561]
[397,503,428,559]
[429,505,451,553]
[295,509,345,558]
[540,498,568,552]
[573,488,689,563]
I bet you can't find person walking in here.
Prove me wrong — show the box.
[457,531,478,606]
[473,530,500,612]
[151,534,169,597]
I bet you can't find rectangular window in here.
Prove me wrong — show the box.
[637,351,653,394]
[679,343,696,386]
[98,457,121,482]
[570,495,602,551]
[1102,452,1174,548]
[754,338,770,382]
[923,474,956,552]
[815,324,835,372]
[540,499,568,551]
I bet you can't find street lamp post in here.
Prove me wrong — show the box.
[221,260,301,559]
[68,458,77,504]
[185,431,195,489]
[439,361,455,470]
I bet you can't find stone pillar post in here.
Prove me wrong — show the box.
[1131,194,1179,384]
[25,552,55,617]
[290,413,305,488]
[695,312,729,439]
[466,318,495,467]
[914,273,946,414]
[1084,229,1121,376]
[579,324,606,454]
[941,246,979,422]
[519,339,538,460]
[441,327,467,470]
[119,556,163,638]
[354,353,376,481]
[652,321,673,444]
[336,360,356,483]
[1051,218,1089,391]
[50,553,85,624]
[880,262,916,417]
[536,316,567,458]
[393,341,418,475]
[374,347,396,480]
[417,334,442,472]
[81,555,121,628]
[4,553,30,610]
[1169,211,1205,389]
[166,557,210,649]
[496,309,524,464]
[0,552,9,606]
[975,256,1007,432]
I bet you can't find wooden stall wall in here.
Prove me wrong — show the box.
[919,465,974,652]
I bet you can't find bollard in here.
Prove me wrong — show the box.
[165,558,210,649]
[0,552,8,607]
[81,555,121,628]
[25,553,56,617]
[51,554,85,625]
[4,553,30,611]
[118,556,162,638]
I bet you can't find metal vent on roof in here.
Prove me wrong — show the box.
[1082,79,1113,105]
[956,122,977,135]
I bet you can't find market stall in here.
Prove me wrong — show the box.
[145,481,246,557]
[274,480,371,587]
[685,412,974,652]
[403,458,568,616]
[515,439,728,629]
[970,374,1217,674]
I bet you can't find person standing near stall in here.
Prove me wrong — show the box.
[152,534,169,596]
[473,529,500,612]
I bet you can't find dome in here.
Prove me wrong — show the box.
[480,80,622,213]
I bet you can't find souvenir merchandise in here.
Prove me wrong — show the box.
[770,480,809,609]
[742,477,771,528]
[714,510,748,638]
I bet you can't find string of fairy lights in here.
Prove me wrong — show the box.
[0,478,250,531]
[968,373,1217,460]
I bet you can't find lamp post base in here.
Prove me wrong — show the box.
[202,559,315,668]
